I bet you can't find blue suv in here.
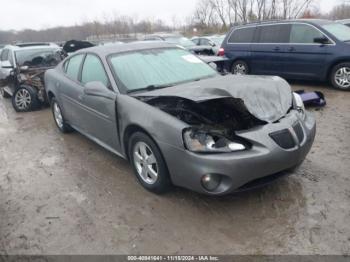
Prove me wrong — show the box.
[221,19,350,90]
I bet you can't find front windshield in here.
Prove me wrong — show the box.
[164,37,195,48]
[322,23,350,42]
[15,48,63,67]
[109,48,217,92]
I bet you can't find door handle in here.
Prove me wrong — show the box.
[273,47,280,51]
[78,94,83,101]
[288,47,295,52]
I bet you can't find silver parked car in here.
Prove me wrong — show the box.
[45,42,316,195]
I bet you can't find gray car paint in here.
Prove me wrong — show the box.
[135,74,292,123]
[45,42,316,195]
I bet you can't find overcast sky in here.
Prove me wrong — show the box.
[0,0,343,31]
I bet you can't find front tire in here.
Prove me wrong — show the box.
[232,60,249,75]
[330,63,350,90]
[128,132,172,194]
[51,97,73,133]
[12,86,40,112]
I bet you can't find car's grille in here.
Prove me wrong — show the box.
[269,129,296,149]
[269,122,305,149]
[293,122,304,143]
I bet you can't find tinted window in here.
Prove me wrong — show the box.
[228,27,255,43]
[15,48,62,67]
[258,24,291,43]
[200,39,211,45]
[290,24,324,44]
[66,54,84,81]
[1,49,9,61]
[192,38,200,45]
[81,54,109,87]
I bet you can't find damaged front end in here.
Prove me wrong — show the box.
[133,75,296,155]
[137,96,267,153]
[17,68,48,103]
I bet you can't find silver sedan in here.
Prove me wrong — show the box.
[45,42,316,195]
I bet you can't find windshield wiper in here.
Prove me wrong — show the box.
[127,84,173,94]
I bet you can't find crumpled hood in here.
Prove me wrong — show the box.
[135,75,292,123]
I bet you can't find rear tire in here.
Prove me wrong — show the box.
[51,97,73,133]
[232,60,249,75]
[330,62,350,90]
[128,132,172,194]
[12,86,40,112]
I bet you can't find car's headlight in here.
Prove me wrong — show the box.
[183,128,246,153]
[293,93,305,120]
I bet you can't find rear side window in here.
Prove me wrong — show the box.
[65,54,84,81]
[290,24,324,44]
[81,54,109,87]
[257,24,291,43]
[228,27,255,43]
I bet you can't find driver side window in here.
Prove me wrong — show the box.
[81,54,109,88]
[290,24,326,44]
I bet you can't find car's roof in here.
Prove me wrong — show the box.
[3,43,60,51]
[75,41,179,57]
[337,19,350,24]
[235,19,334,28]
[193,35,225,39]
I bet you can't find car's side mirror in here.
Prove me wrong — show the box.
[1,61,13,69]
[210,42,216,47]
[314,37,331,45]
[84,81,114,100]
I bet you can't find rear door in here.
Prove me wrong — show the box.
[283,23,329,79]
[250,23,291,75]
[59,53,86,129]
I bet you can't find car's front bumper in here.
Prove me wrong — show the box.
[157,110,316,195]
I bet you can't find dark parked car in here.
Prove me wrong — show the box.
[45,42,316,195]
[221,19,350,90]
[0,43,65,111]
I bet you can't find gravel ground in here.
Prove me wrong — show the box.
[0,83,349,255]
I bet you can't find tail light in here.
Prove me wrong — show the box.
[218,48,225,56]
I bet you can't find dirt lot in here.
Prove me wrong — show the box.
[0,83,349,255]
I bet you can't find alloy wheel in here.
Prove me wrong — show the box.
[15,89,32,110]
[233,63,247,75]
[53,102,64,129]
[335,67,350,89]
[133,142,159,185]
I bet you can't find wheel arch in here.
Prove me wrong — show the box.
[47,91,55,104]
[123,124,157,161]
[327,58,350,80]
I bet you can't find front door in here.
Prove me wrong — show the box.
[283,23,329,79]
[78,54,120,151]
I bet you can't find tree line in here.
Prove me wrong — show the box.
[1,0,350,44]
